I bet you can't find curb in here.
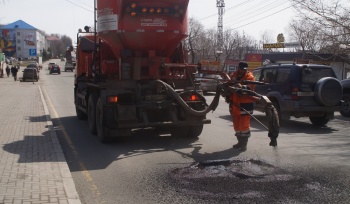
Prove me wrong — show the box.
[38,86,82,204]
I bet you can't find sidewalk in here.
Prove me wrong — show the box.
[0,76,81,204]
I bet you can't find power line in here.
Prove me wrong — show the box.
[228,4,295,31]
[205,0,291,30]
[224,0,290,27]
[199,0,255,21]
[64,0,93,12]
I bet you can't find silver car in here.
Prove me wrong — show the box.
[195,73,229,94]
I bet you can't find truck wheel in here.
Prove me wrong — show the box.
[171,127,189,137]
[88,94,98,134]
[75,91,87,120]
[96,98,111,143]
[187,125,203,138]
[309,115,329,126]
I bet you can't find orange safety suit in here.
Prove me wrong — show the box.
[230,71,255,136]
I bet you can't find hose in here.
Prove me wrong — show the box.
[265,104,279,146]
[156,80,221,116]
[157,79,280,146]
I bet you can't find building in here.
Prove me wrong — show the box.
[0,20,47,59]
[224,52,350,80]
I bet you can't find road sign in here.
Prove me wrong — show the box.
[29,49,37,56]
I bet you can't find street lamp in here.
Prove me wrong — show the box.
[216,50,223,71]
[215,50,223,61]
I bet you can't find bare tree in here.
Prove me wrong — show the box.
[290,0,350,58]
[186,18,205,64]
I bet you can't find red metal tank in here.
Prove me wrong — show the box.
[97,0,189,57]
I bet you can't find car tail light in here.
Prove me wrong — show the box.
[291,87,298,100]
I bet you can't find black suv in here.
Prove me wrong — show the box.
[340,78,350,117]
[252,63,344,126]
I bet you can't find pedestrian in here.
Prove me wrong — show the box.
[65,46,73,63]
[10,65,18,81]
[5,65,10,77]
[229,61,255,151]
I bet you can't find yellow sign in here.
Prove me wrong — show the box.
[263,43,285,49]
[200,60,220,71]
[247,62,262,70]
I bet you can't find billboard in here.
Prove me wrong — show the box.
[0,29,16,57]
[245,54,262,70]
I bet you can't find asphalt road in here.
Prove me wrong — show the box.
[37,59,350,204]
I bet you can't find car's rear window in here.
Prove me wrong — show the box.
[301,67,336,84]
[24,68,36,73]
[27,64,37,68]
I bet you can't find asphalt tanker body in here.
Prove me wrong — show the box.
[74,0,218,142]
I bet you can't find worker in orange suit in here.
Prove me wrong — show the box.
[229,61,255,151]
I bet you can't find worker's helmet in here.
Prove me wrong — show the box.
[238,61,248,70]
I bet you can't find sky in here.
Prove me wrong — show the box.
[0,0,297,45]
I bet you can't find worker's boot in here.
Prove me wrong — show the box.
[232,136,249,151]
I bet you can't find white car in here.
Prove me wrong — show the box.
[195,73,229,94]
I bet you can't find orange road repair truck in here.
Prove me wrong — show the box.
[74,0,220,142]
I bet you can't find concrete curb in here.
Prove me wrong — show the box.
[38,86,82,204]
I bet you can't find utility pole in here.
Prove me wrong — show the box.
[216,0,225,70]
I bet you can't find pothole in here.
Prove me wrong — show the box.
[171,158,294,181]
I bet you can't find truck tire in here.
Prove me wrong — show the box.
[171,127,189,137]
[96,98,111,143]
[187,125,203,138]
[170,125,203,138]
[88,94,98,134]
[75,91,87,120]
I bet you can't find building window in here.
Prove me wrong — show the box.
[17,32,20,36]
[17,39,21,43]
[17,47,21,51]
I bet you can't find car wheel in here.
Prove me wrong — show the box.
[314,77,342,106]
[309,115,329,126]
[340,95,350,117]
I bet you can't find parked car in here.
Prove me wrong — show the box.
[48,62,56,70]
[340,78,350,117]
[195,72,229,94]
[49,65,61,74]
[64,62,74,72]
[252,63,344,126]
[22,67,39,81]
[26,63,39,73]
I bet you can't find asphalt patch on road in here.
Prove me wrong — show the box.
[168,158,348,203]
